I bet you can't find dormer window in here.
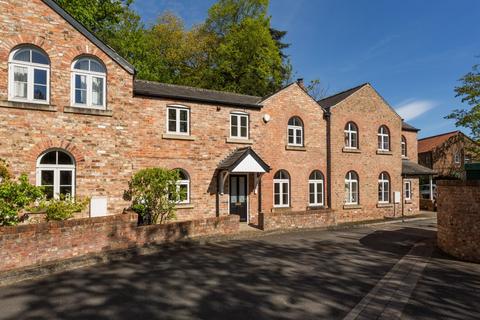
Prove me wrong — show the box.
[8,46,50,104]
[71,57,106,109]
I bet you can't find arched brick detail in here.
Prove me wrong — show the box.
[28,139,86,164]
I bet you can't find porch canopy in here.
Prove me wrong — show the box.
[402,159,436,177]
[217,147,271,194]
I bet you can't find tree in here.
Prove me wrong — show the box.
[447,63,480,141]
[306,79,329,100]
[123,168,183,225]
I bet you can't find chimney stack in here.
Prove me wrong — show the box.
[297,78,305,89]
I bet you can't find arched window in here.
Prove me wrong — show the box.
[36,150,75,199]
[344,122,358,149]
[71,57,106,109]
[378,125,390,151]
[309,170,324,206]
[9,46,50,103]
[401,136,407,157]
[345,171,359,205]
[175,169,190,204]
[273,170,290,207]
[378,172,390,203]
[287,117,303,146]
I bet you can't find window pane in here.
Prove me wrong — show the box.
[34,85,47,100]
[274,193,280,205]
[296,130,302,145]
[90,60,105,73]
[13,49,30,62]
[310,192,315,204]
[32,50,49,65]
[351,133,357,148]
[288,129,294,144]
[317,183,323,204]
[231,115,238,127]
[240,126,247,138]
[74,59,89,70]
[180,120,188,133]
[13,66,28,98]
[41,170,54,185]
[231,125,238,137]
[274,182,280,194]
[40,151,57,164]
[60,186,73,197]
[168,109,176,121]
[92,77,104,106]
[75,74,86,89]
[378,136,383,149]
[44,186,54,200]
[179,184,188,201]
[282,182,289,204]
[34,69,47,85]
[180,109,188,121]
[58,152,73,165]
[75,89,86,105]
[240,116,247,127]
[60,170,72,185]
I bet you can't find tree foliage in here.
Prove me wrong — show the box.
[123,168,183,225]
[447,63,480,141]
[56,0,291,96]
[37,196,89,222]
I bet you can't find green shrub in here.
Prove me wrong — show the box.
[0,174,44,226]
[37,196,89,222]
[123,168,183,225]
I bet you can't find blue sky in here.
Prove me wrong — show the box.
[131,0,480,138]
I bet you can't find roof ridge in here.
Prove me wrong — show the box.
[317,82,369,103]
[134,79,261,99]
[418,130,460,141]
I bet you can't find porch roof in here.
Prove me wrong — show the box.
[402,159,436,177]
[218,147,271,173]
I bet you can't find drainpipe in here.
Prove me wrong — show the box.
[325,109,332,209]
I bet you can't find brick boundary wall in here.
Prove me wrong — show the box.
[0,213,239,272]
[437,180,480,263]
[259,209,335,231]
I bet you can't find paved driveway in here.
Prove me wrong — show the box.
[0,218,478,320]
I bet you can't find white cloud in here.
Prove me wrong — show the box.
[395,99,437,121]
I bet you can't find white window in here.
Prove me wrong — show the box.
[378,172,390,203]
[344,122,358,149]
[345,171,359,205]
[404,180,412,201]
[287,117,303,146]
[454,152,461,164]
[309,170,324,206]
[230,113,249,139]
[167,106,189,135]
[36,150,75,200]
[378,125,390,151]
[465,154,472,164]
[274,170,290,207]
[71,57,106,109]
[401,136,407,157]
[175,169,190,204]
[8,46,50,104]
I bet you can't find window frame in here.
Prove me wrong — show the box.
[175,169,190,204]
[71,57,107,110]
[377,125,390,151]
[404,180,412,201]
[378,172,390,204]
[287,117,304,147]
[454,152,461,164]
[230,112,249,139]
[36,150,76,200]
[345,171,359,205]
[273,170,290,208]
[166,105,190,135]
[309,171,324,206]
[344,122,359,149]
[401,135,407,157]
[8,47,50,105]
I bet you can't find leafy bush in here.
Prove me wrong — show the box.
[123,168,182,225]
[0,174,44,226]
[37,196,89,222]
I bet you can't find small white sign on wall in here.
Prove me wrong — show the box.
[394,191,401,204]
[90,196,108,217]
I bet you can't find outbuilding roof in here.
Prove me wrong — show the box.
[402,159,436,176]
[418,131,461,154]
[402,122,420,132]
[134,80,263,108]
[42,0,135,74]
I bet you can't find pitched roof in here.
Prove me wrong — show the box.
[402,159,436,176]
[418,131,460,153]
[218,147,271,172]
[42,0,135,74]
[402,121,420,132]
[317,83,369,109]
[134,80,263,108]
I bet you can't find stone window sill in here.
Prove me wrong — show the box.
[175,204,194,209]
[342,147,361,154]
[285,145,306,151]
[343,204,362,210]
[0,99,56,112]
[162,133,197,141]
[64,106,113,117]
[226,138,253,145]
[376,150,393,155]
[376,203,394,208]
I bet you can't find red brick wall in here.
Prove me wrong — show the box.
[329,85,404,222]
[259,209,335,231]
[0,213,239,272]
[403,130,420,215]
[437,180,480,263]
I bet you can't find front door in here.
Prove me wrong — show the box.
[229,175,248,222]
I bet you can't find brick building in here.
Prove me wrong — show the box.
[0,0,432,225]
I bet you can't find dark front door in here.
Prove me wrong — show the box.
[229,175,248,222]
